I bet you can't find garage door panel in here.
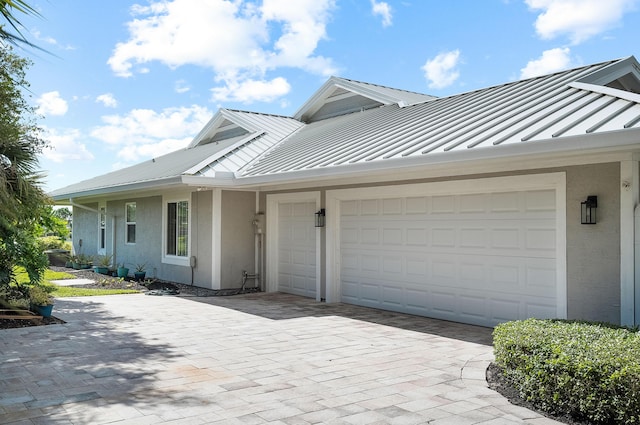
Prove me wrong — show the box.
[381,286,404,308]
[525,301,557,320]
[360,199,379,215]
[360,282,381,304]
[277,200,316,298]
[460,294,488,321]
[490,299,521,322]
[339,189,559,327]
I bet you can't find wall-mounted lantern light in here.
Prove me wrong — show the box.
[315,208,326,228]
[581,196,597,225]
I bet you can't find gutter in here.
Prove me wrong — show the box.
[51,176,184,202]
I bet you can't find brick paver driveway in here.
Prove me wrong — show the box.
[0,293,559,424]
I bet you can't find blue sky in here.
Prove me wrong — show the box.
[16,0,640,191]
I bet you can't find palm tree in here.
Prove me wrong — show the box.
[0,43,49,292]
[0,0,41,48]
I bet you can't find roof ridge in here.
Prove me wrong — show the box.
[415,59,621,106]
[224,108,296,120]
[335,76,434,98]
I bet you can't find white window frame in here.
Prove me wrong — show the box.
[125,202,136,245]
[162,195,191,266]
[98,202,106,255]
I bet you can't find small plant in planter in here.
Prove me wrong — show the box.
[77,254,93,269]
[29,285,55,318]
[93,254,113,275]
[116,263,129,278]
[134,263,147,281]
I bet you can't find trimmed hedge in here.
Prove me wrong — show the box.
[493,319,640,424]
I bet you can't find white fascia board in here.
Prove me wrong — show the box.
[577,56,638,85]
[50,176,184,202]
[294,77,403,121]
[294,76,341,121]
[232,129,640,188]
[181,175,237,188]
[188,109,259,149]
[569,81,640,104]
[183,131,266,175]
[187,110,225,148]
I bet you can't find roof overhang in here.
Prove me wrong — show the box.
[51,176,184,204]
[55,128,640,199]
[229,129,640,188]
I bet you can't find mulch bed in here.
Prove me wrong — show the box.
[0,315,66,329]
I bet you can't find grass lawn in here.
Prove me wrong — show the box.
[14,267,139,297]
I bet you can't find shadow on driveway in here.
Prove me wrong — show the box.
[181,291,494,346]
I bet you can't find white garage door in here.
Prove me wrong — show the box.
[276,201,317,298]
[338,186,560,327]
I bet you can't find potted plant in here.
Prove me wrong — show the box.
[77,254,93,269]
[134,263,147,281]
[70,255,80,269]
[93,254,112,275]
[29,285,54,318]
[117,263,129,278]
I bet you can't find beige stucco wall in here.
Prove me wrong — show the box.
[192,190,213,287]
[220,190,256,289]
[565,163,620,323]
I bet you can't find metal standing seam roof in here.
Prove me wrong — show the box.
[189,109,304,176]
[294,76,437,123]
[50,110,303,198]
[240,59,640,177]
[51,56,640,199]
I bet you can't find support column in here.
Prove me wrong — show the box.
[620,159,639,326]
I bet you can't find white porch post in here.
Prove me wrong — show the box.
[620,159,639,326]
[211,188,222,290]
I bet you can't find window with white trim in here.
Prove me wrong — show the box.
[166,200,188,257]
[125,202,136,244]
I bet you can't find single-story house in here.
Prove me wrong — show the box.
[52,56,640,328]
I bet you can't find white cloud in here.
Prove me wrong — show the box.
[40,127,94,163]
[520,47,573,79]
[90,105,213,162]
[422,50,461,89]
[525,0,638,44]
[175,79,191,94]
[108,0,337,104]
[211,77,291,103]
[31,30,75,50]
[96,93,118,108]
[36,91,68,116]
[371,0,392,27]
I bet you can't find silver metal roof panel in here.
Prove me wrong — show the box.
[241,58,640,177]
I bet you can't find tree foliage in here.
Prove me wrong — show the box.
[0,43,49,296]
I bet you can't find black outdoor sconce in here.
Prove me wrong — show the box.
[581,196,597,224]
[315,208,326,228]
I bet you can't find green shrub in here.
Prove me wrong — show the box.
[37,235,66,250]
[493,319,640,424]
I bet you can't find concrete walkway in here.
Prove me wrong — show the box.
[0,293,560,424]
